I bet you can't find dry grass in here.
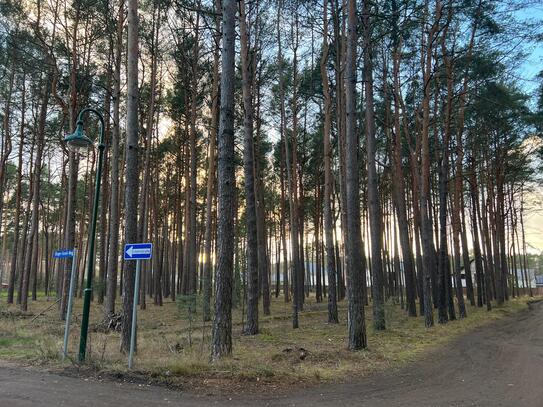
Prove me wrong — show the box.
[0,292,535,389]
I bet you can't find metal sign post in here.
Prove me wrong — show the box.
[124,243,152,369]
[129,259,141,369]
[55,249,76,360]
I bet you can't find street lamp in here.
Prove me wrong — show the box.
[64,107,106,362]
[64,120,94,153]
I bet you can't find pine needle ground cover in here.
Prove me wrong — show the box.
[0,293,534,391]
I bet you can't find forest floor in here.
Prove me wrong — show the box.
[0,292,538,393]
[1,297,542,406]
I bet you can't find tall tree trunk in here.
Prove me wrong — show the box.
[60,4,81,320]
[278,0,302,328]
[121,0,139,353]
[97,61,112,306]
[519,190,532,297]
[496,175,508,304]
[479,168,494,310]
[468,166,485,307]
[211,0,236,360]
[104,1,124,317]
[279,154,289,303]
[0,66,14,274]
[7,73,25,304]
[362,0,385,331]
[276,10,290,305]
[441,3,466,319]
[21,78,49,311]
[186,11,200,295]
[239,0,259,335]
[331,0,348,300]
[202,0,221,322]
[321,0,338,323]
[390,12,417,315]
[345,0,367,350]
[251,28,271,315]
[291,11,304,313]
[460,201,476,305]
[419,0,440,328]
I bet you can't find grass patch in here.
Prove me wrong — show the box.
[0,333,39,360]
[0,293,536,388]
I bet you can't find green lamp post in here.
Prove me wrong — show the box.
[64,108,106,362]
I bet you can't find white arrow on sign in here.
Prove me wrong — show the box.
[126,246,151,258]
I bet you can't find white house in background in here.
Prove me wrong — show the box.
[464,262,537,288]
[270,260,540,289]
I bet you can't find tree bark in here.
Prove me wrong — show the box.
[239,0,260,335]
[345,0,367,350]
[419,0,440,328]
[7,73,25,304]
[121,0,139,353]
[104,0,124,317]
[321,0,338,323]
[390,15,417,316]
[21,78,49,311]
[211,0,236,360]
[362,0,385,331]
[278,0,302,328]
[202,0,221,322]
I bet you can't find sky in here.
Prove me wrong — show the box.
[515,3,543,252]
[516,3,543,90]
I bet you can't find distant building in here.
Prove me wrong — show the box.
[271,259,541,289]
[466,261,537,288]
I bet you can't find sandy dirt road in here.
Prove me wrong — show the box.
[2,301,542,406]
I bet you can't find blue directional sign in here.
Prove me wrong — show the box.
[124,243,153,260]
[54,249,74,259]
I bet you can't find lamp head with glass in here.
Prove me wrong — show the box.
[64,120,94,153]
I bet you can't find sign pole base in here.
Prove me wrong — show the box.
[128,259,141,369]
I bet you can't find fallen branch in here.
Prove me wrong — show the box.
[28,298,61,324]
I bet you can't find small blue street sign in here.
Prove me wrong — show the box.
[124,243,153,260]
[54,249,75,259]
